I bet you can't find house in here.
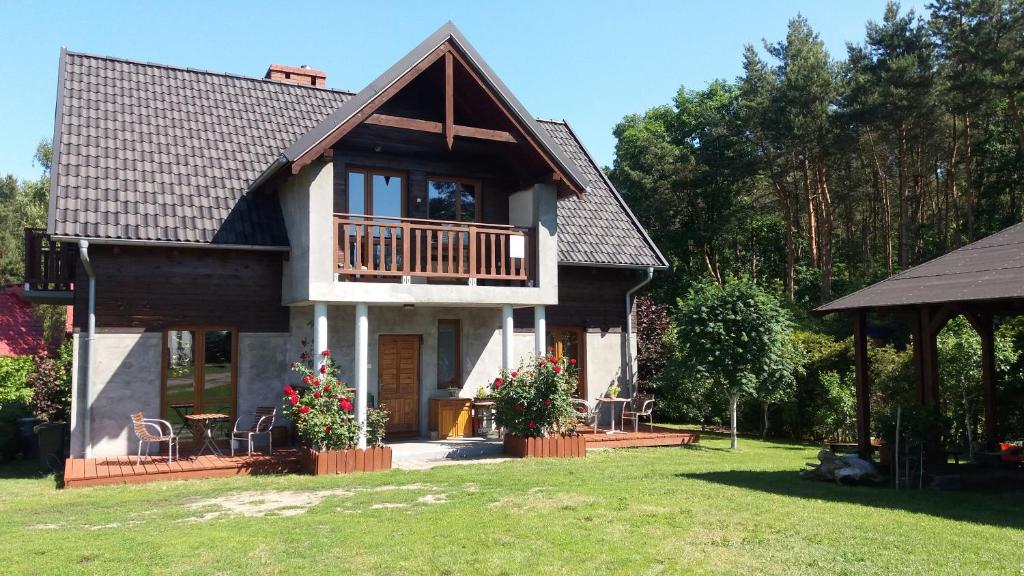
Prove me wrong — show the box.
[25,22,666,458]
[0,284,71,357]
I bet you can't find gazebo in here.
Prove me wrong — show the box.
[815,222,1024,460]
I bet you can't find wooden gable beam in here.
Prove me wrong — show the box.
[447,49,582,198]
[291,44,451,174]
[445,51,455,150]
[363,113,516,143]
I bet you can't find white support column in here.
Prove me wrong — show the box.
[502,304,514,370]
[354,302,369,449]
[313,302,329,370]
[534,305,546,357]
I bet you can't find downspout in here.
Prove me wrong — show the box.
[78,240,95,458]
[624,267,654,398]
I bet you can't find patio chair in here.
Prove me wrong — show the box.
[573,398,604,433]
[622,395,655,433]
[131,412,179,465]
[230,406,276,456]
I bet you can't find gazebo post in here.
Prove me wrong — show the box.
[852,310,872,458]
[912,305,946,465]
[967,311,998,446]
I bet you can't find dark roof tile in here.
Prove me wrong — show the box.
[52,50,664,266]
[815,222,1024,312]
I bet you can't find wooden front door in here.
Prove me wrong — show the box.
[378,335,421,436]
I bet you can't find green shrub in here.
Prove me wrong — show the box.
[365,406,389,448]
[812,370,856,441]
[0,355,34,409]
[0,355,35,459]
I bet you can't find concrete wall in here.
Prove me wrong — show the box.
[285,302,634,438]
[71,332,162,457]
[70,330,293,457]
[279,159,333,304]
[290,305,510,437]
[509,182,558,301]
[278,157,560,307]
[236,333,293,425]
[584,330,630,401]
[67,308,635,455]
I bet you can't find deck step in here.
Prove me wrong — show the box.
[389,438,504,463]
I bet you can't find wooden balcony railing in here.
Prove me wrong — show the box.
[333,214,532,284]
[24,228,76,291]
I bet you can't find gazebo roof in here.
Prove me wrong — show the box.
[816,222,1024,314]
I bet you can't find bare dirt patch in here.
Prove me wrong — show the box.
[182,483,453,521]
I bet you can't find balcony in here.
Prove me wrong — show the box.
[23,228,76,303]
[333,214,532,285]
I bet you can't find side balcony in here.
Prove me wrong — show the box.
[22,228,76,304]
[333,214,533,287]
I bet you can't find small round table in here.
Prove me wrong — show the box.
[185,413,229,457]
[599,397,631,435]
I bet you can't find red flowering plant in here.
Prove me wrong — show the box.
[283,348,361,450]
[491,353,578,437]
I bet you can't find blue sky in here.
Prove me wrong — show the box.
[1,0,928,180]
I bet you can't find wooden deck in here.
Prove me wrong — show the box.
[579,427,700,449]
[62,428,700,489]
[63,448,304,489]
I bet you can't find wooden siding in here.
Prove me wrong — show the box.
[72,245,289,332]
[515,266,642,332]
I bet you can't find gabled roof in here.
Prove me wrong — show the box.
[48,29,666,268]
[49,49,351,246]
[815,222,1024,313]
[268,21,589,197]
[539,120,666,269]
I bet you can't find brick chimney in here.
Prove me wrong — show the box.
[264,64,327,88]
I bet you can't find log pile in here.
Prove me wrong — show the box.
[800,449,882,484]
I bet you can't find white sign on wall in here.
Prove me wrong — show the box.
[509,235,525,258]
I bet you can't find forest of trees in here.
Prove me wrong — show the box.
[612,0,1023,308]
[615,1,1024,442]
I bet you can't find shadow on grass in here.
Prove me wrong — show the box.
[679,444,731,453]
[677,469,1024,530]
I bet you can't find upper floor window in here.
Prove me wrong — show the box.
[428,177,480,223]
[347,168,405,219]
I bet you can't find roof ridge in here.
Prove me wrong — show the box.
[64,49,357,96]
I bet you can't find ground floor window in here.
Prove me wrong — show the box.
[437,319,462,389]
[162,327,237,442]
[546,326,586,398]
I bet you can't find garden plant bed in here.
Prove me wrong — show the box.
[303,446,392,475]
[503,434,586,458]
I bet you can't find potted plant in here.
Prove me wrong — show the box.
[493,354,585,458]
[606,383,621,398]
[473,386,495,437]
[283,349,391,474]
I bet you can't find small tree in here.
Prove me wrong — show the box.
[671,278,798,448]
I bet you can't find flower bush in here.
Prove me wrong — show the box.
[284,349,361,450]
[492,353,579,437]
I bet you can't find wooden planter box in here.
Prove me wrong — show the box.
[303,446,392,475]
[504,434,586,458]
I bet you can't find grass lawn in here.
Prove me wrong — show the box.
[0,432,1020,575]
